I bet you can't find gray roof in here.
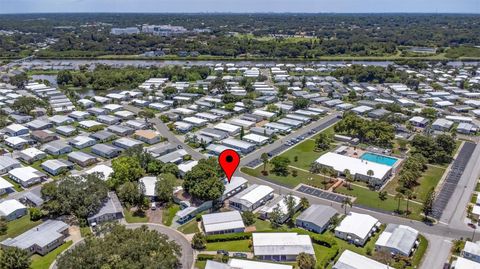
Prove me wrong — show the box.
[377,224,418,255]
[90,130,115,141]
[41,159,73,171]
[1,220,68,249]
[92,143,122,154]
[0,156,20,170]
[296,204,337,228]
[42,141,72,152]
[87,192,123,222]
[68,151,96,162]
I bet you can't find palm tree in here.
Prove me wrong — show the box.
[341,197,353,215]
[405,190,414,215]
[261,153,269,173]
[395,192,404,213]
[367,169,374,186]
[343,169,353,190]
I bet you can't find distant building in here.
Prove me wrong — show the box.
[110,27,140,35]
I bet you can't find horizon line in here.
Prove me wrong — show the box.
[1,11,480,15]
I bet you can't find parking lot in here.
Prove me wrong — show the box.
[245,117,340,168]
[432,142,476,219]
[297,184,347,203]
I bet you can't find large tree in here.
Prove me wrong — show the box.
[41,174,109,222]
[270,156,291,176]
[117,181,145,209]
[156,173,177,203]
[0,247,30,269]
[11,96,46,115]
[56,224,181,269]
[183,158,225,201]
[297,252,316,269]
[109,156,145,188]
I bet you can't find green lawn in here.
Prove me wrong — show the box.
[123,209,148,223]
[278,139,332,170]
[335,185,424,221]
[30,241,73,269]
[253,218,272,231]
[0,214,42,241]
[178,220,200,234]
[205,239,251,252]
[195,260,207,269]
[415,165,446,201]
[476,181,480,192]
[242,165,332,189]
[162,204,180,226]
[384,165,446,203]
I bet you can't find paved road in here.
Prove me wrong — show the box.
[240,112,341,167]
[420,234,452,269]
[440,142,480,229]
[126,223,194,269]
[123,104,204,160]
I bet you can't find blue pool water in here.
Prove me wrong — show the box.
[360,153,398,166]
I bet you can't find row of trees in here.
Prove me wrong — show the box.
[411,134,456,164]
[334,112,395,147]
[57,65,211,91]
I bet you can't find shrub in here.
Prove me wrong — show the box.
[206,232,252,242]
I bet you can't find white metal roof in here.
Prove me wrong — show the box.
[139,176,157,197]
[253,233,315,256]
[0,199,26,216]
[333,250,393,269]
[335,212,379,241]
[202,211,245,233]
[85,164,113,180]
[453,257,480,269]
[228,259,292,269]
[315,152,392,180]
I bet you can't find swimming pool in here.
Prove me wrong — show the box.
[360,152,398,166]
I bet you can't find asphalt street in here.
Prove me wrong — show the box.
[126,223,194,269]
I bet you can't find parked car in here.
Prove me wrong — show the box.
[151,202,157,210]
[217,250,229,256]
[233,253,247,258]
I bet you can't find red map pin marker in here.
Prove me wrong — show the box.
[219,149,240,183]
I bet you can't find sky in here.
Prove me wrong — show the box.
[1,0,479,14]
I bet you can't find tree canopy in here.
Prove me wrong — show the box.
[56,224,181,269]
[41,174,109,222]
[334,112,395,147]
[183,158,225,201]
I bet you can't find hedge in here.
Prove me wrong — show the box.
[206,232,252,242]
[311,234,337,248]
[197,254,215,261]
